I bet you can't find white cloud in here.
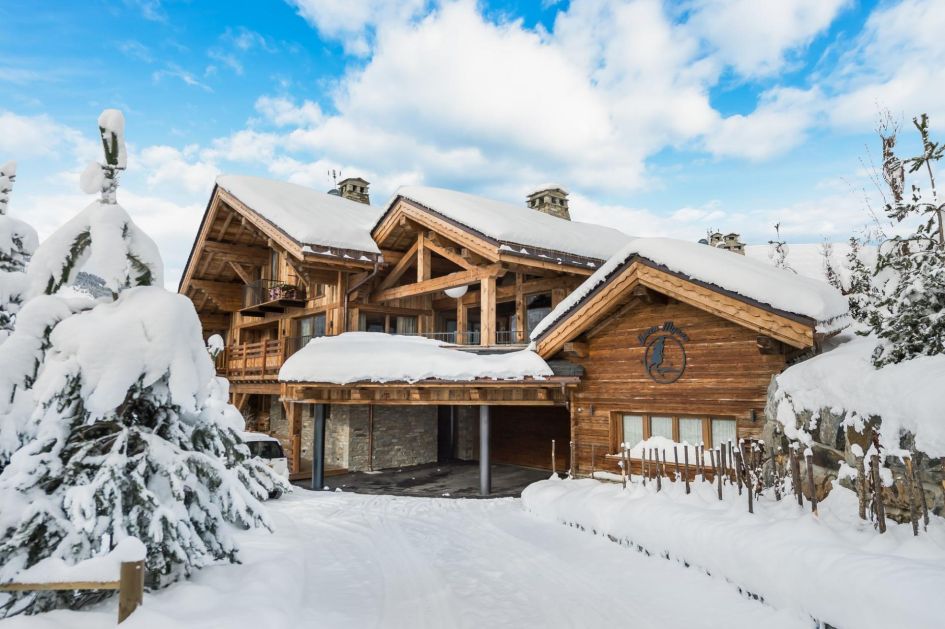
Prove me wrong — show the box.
[0,111,92,161]
[254,96,323,127]
[136,145,218,196]
[704,87,824,159]
[684,0,851,77]
[287,0,430,56]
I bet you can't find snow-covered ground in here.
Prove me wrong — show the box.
[524,477,945,629]
[4,490,806,629]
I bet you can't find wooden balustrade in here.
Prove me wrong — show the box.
[221,339,285,380]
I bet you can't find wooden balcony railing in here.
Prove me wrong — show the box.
[221,339,286,380]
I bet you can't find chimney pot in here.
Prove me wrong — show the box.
[526,185,570,220]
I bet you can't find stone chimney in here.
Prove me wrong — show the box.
[705,230,745,255]
[337,177,370,204]
[527,185,570,220]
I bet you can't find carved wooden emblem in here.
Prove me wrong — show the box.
[639,321,688,384]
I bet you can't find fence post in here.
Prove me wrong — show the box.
[569,440,575,478]
[117,560,144,624]
[551,439,556,477]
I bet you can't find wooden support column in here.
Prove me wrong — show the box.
[311,403,327,490]
[514,273,526,343]
[481,275,496,346]
[287,402,303,474]
[480,405,491,496]
[456,301,467,345]
[417,232,431,281]
[551,286,567,309]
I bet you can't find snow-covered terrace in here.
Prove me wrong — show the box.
[531,237,851,342]
[383,185,632,265]
[279,332,554,385]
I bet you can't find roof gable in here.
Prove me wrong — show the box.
[375,185,631,263]
[217,175,382,254]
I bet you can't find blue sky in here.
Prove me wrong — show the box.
[2,0,944,287]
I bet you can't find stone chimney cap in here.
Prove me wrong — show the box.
[338,176,369,186]
[527,184,569,196]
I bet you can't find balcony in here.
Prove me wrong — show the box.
[240,279,306,317]
[220,339,286,380]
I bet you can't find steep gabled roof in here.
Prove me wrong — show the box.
[377,185,631,263]
[216,175,382,254]
[531,237,850,356]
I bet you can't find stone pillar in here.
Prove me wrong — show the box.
[480,405,491,496]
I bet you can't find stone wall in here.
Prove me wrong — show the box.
[372,406,437,469]
[454,407,478,461]
[763,378,945,522]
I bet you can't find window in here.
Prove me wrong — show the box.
[615,413,738,456]
[678,417,703,446]
[650,416,673,440]
[711,418,737,448]
[246,440,285,460]
[269,251,280,281]
[394,315,417,335]
[359,312,386,332]
[621,414,644,449]
[297,314,326,346]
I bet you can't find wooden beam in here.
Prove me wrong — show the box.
[456,300,467,345]
[372,264,504,302]
[481,275,496,346]
[376,239,419,292]
[417,232,431,282]
[515,273,526,343]
[228,261,255,285]
[199,313,230,331]
[190,279,244,312]
[202,240,269,265]
[562,341,589,358]
[425,239,474,270]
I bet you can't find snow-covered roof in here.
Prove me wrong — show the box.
[531,237,850,341]
[279,332,552,384]
[745,242,877,286]
[386,186,630,261]
[217,175,383,254]
[241,431,280,443]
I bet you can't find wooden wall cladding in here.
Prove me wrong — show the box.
[570,299,785,476]
[491,406,571,471]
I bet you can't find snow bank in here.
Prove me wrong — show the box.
[531,237,850,341]
[523,478,945,629]
[217,175,382,253]
[391,186,630,261]
[3,538,145,585]
[774,332,945,456]
[279,332,552,384]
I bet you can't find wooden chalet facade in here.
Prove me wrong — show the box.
[179,175,847,493]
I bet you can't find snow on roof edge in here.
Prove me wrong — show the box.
[531,237,850,344]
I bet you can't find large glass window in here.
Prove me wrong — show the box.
[621,414,644,449]
[650,416,673,440]
[678,417,703,445]
[297,314,326,346]
[711,418,737,448]
[394,315,418,335]
[359,312,386,332]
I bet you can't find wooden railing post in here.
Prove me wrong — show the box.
[117,560,144,624]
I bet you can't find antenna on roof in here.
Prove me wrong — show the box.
[328,169,341,187]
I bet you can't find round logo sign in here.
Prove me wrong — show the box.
[641,324,687,384]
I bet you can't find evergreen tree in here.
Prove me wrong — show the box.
[820,239,843,291]
[0,160,39,341]
[0,110,286,617]
[870,114,945,367]
[26,110,162,299]
[845,235,875,324]
[767,222,796,273]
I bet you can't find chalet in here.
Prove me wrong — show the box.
[179,175,848,494]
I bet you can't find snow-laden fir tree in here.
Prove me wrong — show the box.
[870,114,945,367]
[820,239,843,291]
[25,110,162,299]
[845,235,876,324]
[0,110,287,618]
[767,222,795,273]
[0,161,39,342]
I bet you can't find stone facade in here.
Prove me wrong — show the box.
[309,404,438,472]
[454,406,478,461]
[763,378,945,522]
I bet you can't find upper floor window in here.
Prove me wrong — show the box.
[269,251,280,281]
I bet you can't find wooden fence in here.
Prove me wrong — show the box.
[0,560,144,624]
